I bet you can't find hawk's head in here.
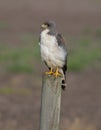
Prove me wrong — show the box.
[41,21,56,30]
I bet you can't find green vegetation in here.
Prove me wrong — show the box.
[68,37,101,71]
[0,87,32,95]
[0,35,101,73]
[0,40,40,73]
[69,48,101,71]
[82,27,101,38]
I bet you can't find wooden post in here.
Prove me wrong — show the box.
[39,74,62,130]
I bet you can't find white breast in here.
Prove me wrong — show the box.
[39,29,66,68]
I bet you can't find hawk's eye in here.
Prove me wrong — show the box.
[41,22,51,29]
[46,23,50,27]
[44,23,50,27]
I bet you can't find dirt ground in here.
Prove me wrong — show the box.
[0,0,101,130]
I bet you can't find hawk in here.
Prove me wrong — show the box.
[39,21,68,90]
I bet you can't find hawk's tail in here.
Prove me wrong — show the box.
[61,80,66,90]
[61,75,66,90]
[61,64,67,90]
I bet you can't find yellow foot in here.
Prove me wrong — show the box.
[53,67,62,78]
[45,71,54,75]
[45,67,54,75]
[53,71,62,77]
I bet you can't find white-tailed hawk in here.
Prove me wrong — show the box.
[39,21,68,90]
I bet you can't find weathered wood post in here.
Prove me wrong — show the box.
[39,74,62,130]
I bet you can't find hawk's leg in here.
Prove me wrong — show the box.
[53,67,62,77]
[45,67,54,75]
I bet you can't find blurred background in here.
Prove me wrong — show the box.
[0,0,101,130]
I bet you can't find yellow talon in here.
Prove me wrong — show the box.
[45,67,54,75]
[53,67,62,77]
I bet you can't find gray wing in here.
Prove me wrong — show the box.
[56,34,67,49]
[56,33,68,72]
[56,33,68,90]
